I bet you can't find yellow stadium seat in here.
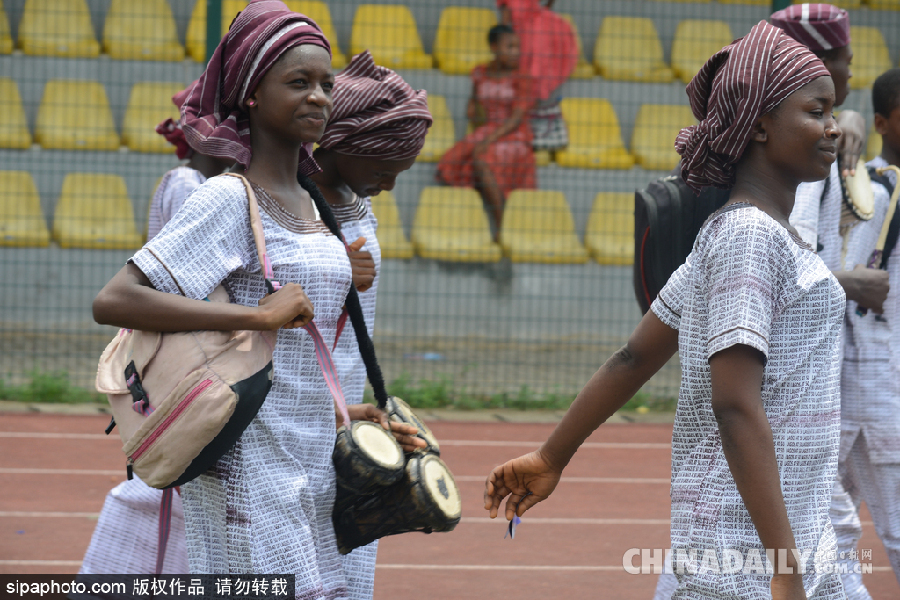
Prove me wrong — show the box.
[499,190,588,264]
[534,150,551,167]
[717,0,769,4]
[868,125,882,162]
[122,82,184,154]
[0,172,50,247]
[0,78,32,149]
[555,98,634,170]
[53,173,142,250]
[35,80,120,151]
[0,1,13,54]
[558,14,595,80]
[417,95,455,163]
[103,0,184,61]
[369,191,413,259]
[850,26,891,90]
[18,0,100,57]
[631,105,695,171]
[411,187,502,263]
[593,17,673,83]
[585,193,633,266]
[433,7,496,75]
[350,5,432,70]
[187,0,346,67]
[671,20,733,85]
[868,0,900,9]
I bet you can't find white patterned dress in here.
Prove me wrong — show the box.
[331,195,381,600]
[650,204,845,599]
[132,175,355,599]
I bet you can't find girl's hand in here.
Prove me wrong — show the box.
[770,573,807,600]
[347,237,376,293]
[344,403,428,453]
[484,451,561,521]
[257,282,314,329]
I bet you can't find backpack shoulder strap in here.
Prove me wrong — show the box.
[221,173,277,287]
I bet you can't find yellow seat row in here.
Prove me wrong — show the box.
[0,78,182,152]
[419,95,696,171]
[372,187,634,265]
[0,171,141,249]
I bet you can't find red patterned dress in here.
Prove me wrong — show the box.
[437,65,536,199]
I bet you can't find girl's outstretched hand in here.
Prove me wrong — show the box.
[484,450,562,521]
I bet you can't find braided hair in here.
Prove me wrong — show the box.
[298,173,389,409]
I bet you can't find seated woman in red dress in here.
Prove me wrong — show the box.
[436,24,536,229]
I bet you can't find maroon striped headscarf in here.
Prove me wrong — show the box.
[175,0,331,174]
[155,118,191,160]
[676,20,830,193]
[770,4,850,52]
[317,52,432,161]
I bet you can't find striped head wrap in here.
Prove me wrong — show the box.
[676,20,830,193]
[155,118,191,160]
[770,4,850,52]
[174,0,331,174]
[317,51,432,161]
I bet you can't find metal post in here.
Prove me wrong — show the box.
[772,0,791,11]
[206,0,222,63]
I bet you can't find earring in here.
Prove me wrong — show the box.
[246,99,257,107]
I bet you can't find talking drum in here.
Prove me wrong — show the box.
[385,395,440,455]
[333,420,405,495]
[841,158,876,222]
[333,452,462,555]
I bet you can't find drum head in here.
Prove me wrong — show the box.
[353,421,404,470]
[418,454,461,521]
[844,158,875,221]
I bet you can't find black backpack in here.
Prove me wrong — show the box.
[633,170,730,314]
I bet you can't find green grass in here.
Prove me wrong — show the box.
[0,370,105,404]
[366,372,676,413]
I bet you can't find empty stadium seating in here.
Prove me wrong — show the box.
[556,98,635,170]
[417,95,456,163]
[369,191,413,259]
[631,105,695,171]
[0,1,12,54]
[850,26,892,90]
[52,173,142,250]
[585,193,634,266]
[593,17,674,83]
[411,187,502,262]
[0,171,50,248]
[18,0,100,58]
[868,0,900,9]
[671,20,734,84]
[35,80,120,151]
[433,7,496,76]
[103,0,184,61]
[0,78,32,149]
[500,190,588,264]
[350,4,432,70]
[122,82,185,154]
[558,14,596,80]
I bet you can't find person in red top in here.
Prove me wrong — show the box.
[437,24,536,229]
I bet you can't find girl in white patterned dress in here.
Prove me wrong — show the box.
[310,51,431,600]
[485,21,847,600]
[91,2,419,597]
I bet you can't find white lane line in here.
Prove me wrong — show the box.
[0,468,122,476]
[377,564,624,571]
[0,432,670,449]
[0,511,99,518]
[0,432,111,440]
[441,440,670,449]
[455,476,669,484]
[0,560,83,566]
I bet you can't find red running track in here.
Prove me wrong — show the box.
[0,413,897,599]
